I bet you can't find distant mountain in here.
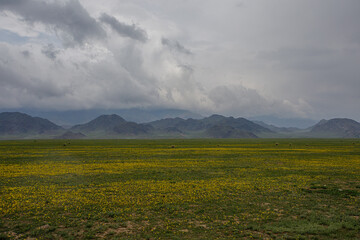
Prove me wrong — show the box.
[70,114,153,137]
[71,114,126,132]
[1,108,203,126]
[149,114,271,138]
[253,121,301,133]
[201,115,271,133]
[147,117,186,130]
[310,118,360,138]
[205,125,258,138]
[1,111,360,139]
[0,112,63,138]
[54,131,86,139]
[249,116,317,128]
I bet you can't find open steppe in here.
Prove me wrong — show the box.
[1,139,359,239]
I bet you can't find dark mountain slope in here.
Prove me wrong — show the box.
[149,114,271,134]
[71,114,153,136]
[201,115,272,133]
[148,117,187,129]
[254,121,301,133]
[205,125,258,138]
[71,114,126,132]
[310,118,360,138]
[54,131,86,139]
[0,112,63,135]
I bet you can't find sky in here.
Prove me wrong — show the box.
[0,0,359,121]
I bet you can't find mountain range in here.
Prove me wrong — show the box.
[1,112,360,139]
[0,108,202,126]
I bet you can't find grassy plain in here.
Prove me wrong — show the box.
[0,139,359,239]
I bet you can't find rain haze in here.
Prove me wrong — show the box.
[1,0,360,124]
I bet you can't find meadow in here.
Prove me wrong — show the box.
[0,139,359,239]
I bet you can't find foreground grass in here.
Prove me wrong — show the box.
[0,139,359,239]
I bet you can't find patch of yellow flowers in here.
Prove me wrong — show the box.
[1,140,359,221]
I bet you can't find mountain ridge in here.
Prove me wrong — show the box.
[70,114,153,138]
[310,118,360,138]
[0,112,63,138]
[1,111,360,139]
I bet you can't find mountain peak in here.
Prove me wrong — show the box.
[0,112,62,136]
[71,114,126,132]
[70,114,152,137]
[0,111,31,118]
[96,114,125,121]
[206,114,226,120]
[311,118,360,138]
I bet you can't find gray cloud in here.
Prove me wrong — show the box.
[21,50,30,58]
[41,44,59,60]
[161,38,192,55]
[0,64,68,102]
[208,85,269,116]
[1,0,360,121]
[0,0,105,46]
[99,13,147,43]
[208,85,312,118]
[257,47,338,72]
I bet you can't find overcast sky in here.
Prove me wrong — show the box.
[0,0,359,121]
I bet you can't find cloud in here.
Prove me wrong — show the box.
[41,43,59,60]
[161,38,192,55]
[99,13,147,43]
[0,64,69,106]
[21,50,30,58]
[208,85,313,118]
[0,39,202,111]
[257,47,338,72]
[254,46,360,119]
[1,0,360,121]
[0,0,105,46]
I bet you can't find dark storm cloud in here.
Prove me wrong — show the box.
[161,38,192,55]
[41,44,59,60]
[0,0,105,46]
[99,13,148,43]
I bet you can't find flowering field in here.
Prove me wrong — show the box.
[0,139,359,239]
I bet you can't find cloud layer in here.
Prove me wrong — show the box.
[0,0,360,121]
[100,13,147,43]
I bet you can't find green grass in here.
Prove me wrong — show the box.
[0,139,359,239]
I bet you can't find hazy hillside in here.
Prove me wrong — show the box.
[0,112,63,138]
[54,131,86,139]
[149,114,270,138]
[201,115,272,133]
[70,114,153,138]
[205,125,258,138]
[310,118,360,138]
